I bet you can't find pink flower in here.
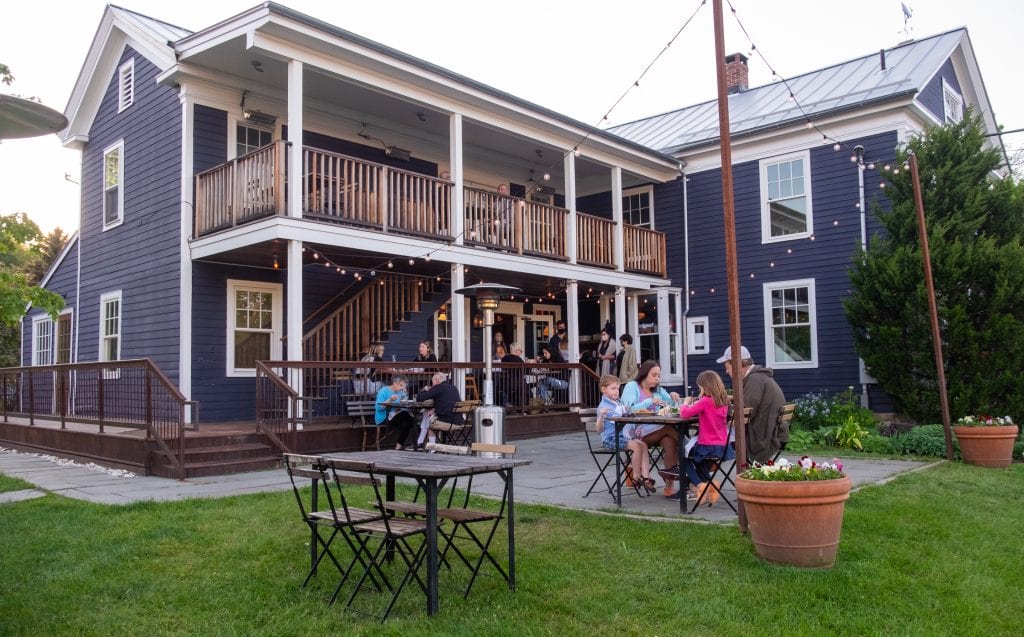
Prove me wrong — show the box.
[831,458,844,473]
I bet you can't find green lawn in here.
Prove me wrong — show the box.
[0,473,34,493]
[1,463,1022,636]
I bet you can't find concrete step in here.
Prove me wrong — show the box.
[151,455,281,479]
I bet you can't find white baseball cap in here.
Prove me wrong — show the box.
[716,345,752,364]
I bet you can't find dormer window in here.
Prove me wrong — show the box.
[118,58,135,112]
[942,78,963,124]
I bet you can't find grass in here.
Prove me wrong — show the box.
[0,473,34,493]
[1,463,1023,636]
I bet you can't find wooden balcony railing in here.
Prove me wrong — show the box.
[576,212,616,268]
[193,145,666,276]
[624,224,667,276]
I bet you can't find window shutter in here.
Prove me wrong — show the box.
[118,59,135,112]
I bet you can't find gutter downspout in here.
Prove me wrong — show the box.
[855,145,869,408]
[680,167,690,393]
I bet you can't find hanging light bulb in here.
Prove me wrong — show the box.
[425,254,432,262]
[312,252,319,259]
[833,143,842,151]
[387,261,393,269]
[408,258,415,266]
[273,257,279,269]
[543,173,551,181]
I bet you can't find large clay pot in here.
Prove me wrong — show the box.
[953,425,1019,468]
[736,475,852,569]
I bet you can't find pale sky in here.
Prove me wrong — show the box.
[3,0,1022,234]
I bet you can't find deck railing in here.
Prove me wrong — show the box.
[0,359,192,479]
[254,360,601,432]
[193,145,664,275]
[623,224,667,276]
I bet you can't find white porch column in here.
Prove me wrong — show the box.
[287,60,303,219]
[615,285,627,340]
[565,279,580,404]
[611,166,624,272]
[450,113,464,245]
[178,91,194,414]
[450,263,467,396]
[564,152,577,264]
[287,240,303,389]
[599,293,612,333]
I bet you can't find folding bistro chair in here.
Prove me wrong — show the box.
[582,426,644,500]
[436,442,518,599]
[329,458,429,622]
[771,403,796,462]
[687,406,751,513]
[282,454,383,593]
[429,400,479,446]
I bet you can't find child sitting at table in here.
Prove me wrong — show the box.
[676,369,732,504]
[596,374,655,494]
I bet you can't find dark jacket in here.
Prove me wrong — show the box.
[416,381,464,425]
[741,366,787,463]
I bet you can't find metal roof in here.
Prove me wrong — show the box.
[109,4,193,44]
[609,29,967,155]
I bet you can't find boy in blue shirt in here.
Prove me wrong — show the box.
[596,374,655,494]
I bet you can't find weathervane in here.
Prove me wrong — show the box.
[900,3,914,40]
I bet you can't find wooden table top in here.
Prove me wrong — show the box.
[323,449,530,478]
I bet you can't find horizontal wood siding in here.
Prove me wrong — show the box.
[193,104,227,173]
[683,131,899,406]
[22,239,80,364]
[654,177,686,286]
[916,58,962,123]
[191,262,286,421]
[73,47,182,382]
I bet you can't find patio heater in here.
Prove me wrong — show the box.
[454,283,521,449]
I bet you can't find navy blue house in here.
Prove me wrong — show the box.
[22,4,1004,421]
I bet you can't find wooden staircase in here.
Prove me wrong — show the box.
[149,431,279,478]
[302,273,439,361]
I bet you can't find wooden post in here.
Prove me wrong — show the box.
[712,0,748,531]
[909,154,955,460]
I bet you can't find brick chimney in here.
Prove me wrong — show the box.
[725,53,749,94]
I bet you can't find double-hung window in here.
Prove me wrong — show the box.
[761,151,812,242]
[227,280,282,376]
[33,316,53,366]
[103,140,124,229]
[763,279,817,368]
[99,291,122,363]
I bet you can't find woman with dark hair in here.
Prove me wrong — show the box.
[616,333,638,384]
[413,341,437,364]
[620,360,681,497]
[595,328,617,376]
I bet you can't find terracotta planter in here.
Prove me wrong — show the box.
[736,475,852,569]
[953,425,1019,468]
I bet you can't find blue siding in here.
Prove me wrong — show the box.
[194,104,227,173]
[681,132,898,405]
[63,47,183,381]
[917,58,963,122]
[22,239,80,364]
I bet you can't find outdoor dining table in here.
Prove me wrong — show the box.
[380,400,433,450]
[605,413,699,512]
[321,449,531,616]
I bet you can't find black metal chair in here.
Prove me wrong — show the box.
[282,454,383,594]
[771,403,796,462]
[328,458,429,622]
[582,418,644,500]
[686,406,750,513]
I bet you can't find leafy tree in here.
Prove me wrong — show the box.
[0,212,64,328]
[845,111,1024,423]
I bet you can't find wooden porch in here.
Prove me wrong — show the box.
[194,141,667,277]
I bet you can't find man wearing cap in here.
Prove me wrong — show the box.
[717,345,787,463]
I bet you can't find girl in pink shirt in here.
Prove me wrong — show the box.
[677,370,731,504]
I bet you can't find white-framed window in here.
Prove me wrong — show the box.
[623,185,654,228]
[630,288,683,382]
[32,316,54,366]
[763,279,817,369]
[760,151,812,242]
[236,122,273,158]
[99,291,122,363]
[942,78,963,124]
[118,58,134,112]
[103,140,124,229]
[227,279,282,377]
[685,316,709,355]
[434,303,452,363]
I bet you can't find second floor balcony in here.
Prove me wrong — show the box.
[194,141,667,277]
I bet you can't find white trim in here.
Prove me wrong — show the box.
[760,150,812,244]
[38,232,79,288]
[102,140,125,230]
[685,316,709,356]
[762,278,817,369]
[942,77,964,124]
[179,92,195,403]
[98,290,123,363]
[117,58,135,112]
[226,279,283,378]
[32,315,54,366]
